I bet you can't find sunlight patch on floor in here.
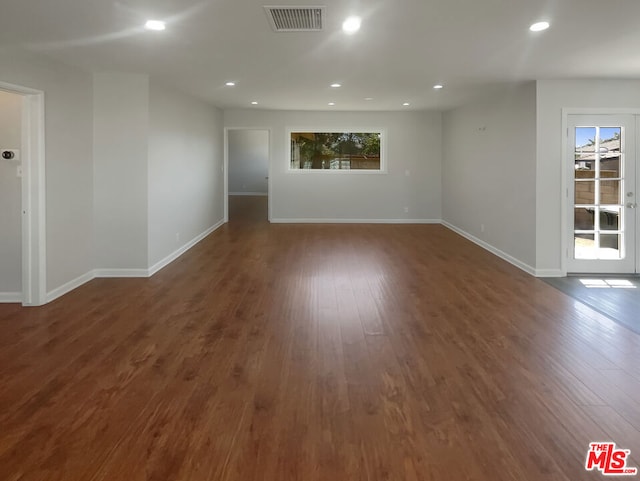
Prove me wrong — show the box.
[579,278,637,289]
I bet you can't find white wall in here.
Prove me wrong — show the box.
[0,49,94,293]
[0,90,22,294]
[228,129,268,195]
[148,81,224,267]
[93,73,149,270]
[94,75,224,271]
[442,83,537,270]
[224,110,442,222]
[536,79,640,274]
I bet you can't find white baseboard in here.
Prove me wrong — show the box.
[46,271,96,304]
[270,218,442,224]
[37,218,559,305]
[42,221,226,304]
[148,219,225,276]
[229,192,268,196]
[442,221,537,277]
[0,292,22,303]
[94,269,149,278]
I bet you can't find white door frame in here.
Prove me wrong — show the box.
[223,127,272,222]
[561,108,640,275]
[0,81,46,306]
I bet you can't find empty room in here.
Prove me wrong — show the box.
[1,1,639,480]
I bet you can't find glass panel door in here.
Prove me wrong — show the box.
[567,115,636,273]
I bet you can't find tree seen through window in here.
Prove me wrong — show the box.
[290,132,381,170]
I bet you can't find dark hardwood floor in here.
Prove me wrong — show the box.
[1,197,639,480]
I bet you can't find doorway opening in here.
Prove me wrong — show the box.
[225,129,270,223]
[0,81,46,306]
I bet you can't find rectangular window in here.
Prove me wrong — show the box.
[289,131,384,171]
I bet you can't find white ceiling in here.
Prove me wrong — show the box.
[2,0,640,111]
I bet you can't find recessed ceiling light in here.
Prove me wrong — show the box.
[342,16,361,34]
[403,102,410,106]
[251,101,258,105]
[330,83,342,88]
[433,84,444,89]
[529,21,550,32]
[328,102,336,106]
[144,20,166,31]
[364,97,373,101]
[225,81,236,87]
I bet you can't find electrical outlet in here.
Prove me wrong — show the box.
[404,206,409,213]
[176,232,180,242]
[480,224,485,233]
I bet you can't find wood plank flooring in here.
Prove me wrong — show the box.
[1,197,639,480]
[542,275,640,334]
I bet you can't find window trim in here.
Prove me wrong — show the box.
[286,128,388,174]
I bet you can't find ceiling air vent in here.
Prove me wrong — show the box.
[264,6,324,32]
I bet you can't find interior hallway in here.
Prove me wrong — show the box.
[228,194,268,224]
